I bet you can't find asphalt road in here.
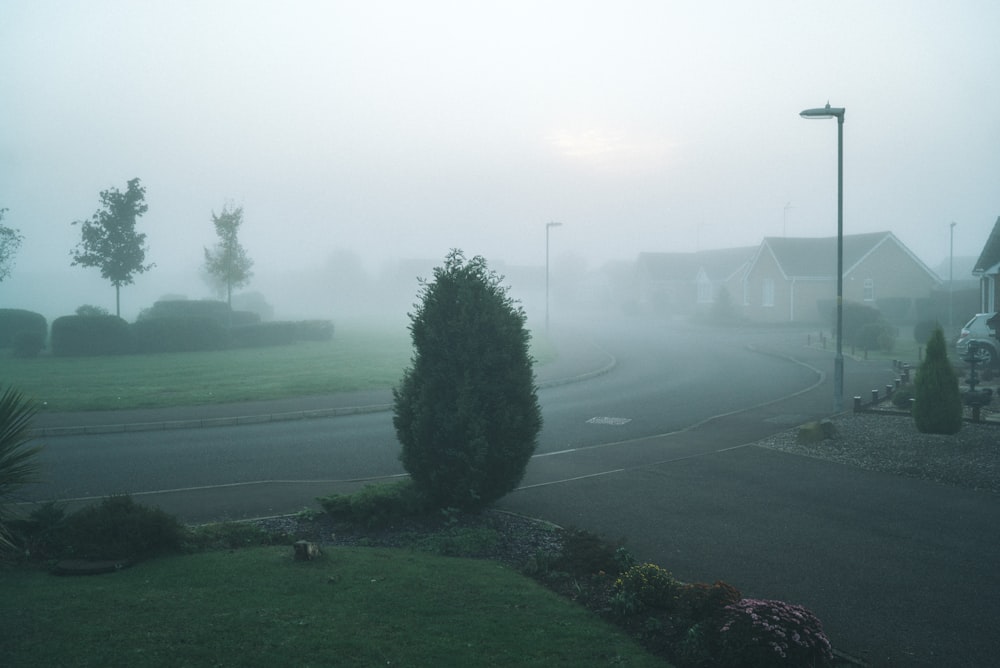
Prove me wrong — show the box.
[22,318,1000,666]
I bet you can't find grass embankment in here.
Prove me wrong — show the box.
[0,547,665,667]
[0,321,556,412]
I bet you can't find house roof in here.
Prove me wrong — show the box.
[973,216,1000,275]
[757,231,939,283]
[637,247,756,282]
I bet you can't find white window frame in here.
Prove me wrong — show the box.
[762,278,775,307]
[863,278,875,301]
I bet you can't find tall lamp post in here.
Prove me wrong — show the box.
[950,221,957,334]
[545,221,562,332]
[800,102,846,412]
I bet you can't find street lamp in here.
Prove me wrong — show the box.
[950,221,957,334]
[545,221,562,332]
[800,102,846,412]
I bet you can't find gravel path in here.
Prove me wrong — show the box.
[755,411,1000,496]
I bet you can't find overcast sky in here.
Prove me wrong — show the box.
[2,1,998,318]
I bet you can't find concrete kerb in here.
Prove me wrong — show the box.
[27,346,618,438]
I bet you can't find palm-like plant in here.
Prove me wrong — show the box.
[0,386,43,550]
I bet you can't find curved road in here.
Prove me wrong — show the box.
[23,317,997,666]
[27,320,822,508]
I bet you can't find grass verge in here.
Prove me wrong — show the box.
[1,321,556,412]
[0,547,665,667]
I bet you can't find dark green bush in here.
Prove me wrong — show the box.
[11,329,45,358]
[553,527,626,577]
[913,327,962,434]
[57,495,185,561]
[876,297,912,323]
[51,315,132,356]
[132,316,228,353]
[613,563,682,613]
[838,301,885,348]
[0,309,46,349]
[393,251,542,511]
[317,480,430,529]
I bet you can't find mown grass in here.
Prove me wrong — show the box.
[0,547,666,667]
[0,320,555,412]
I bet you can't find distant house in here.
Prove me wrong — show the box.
[740,231,940,323]
[972,216,1000,313]
[636,247,755,314]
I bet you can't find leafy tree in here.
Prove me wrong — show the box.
[203,203,253,309]
[912,326,963,434]
[393,250,542,511]
[70,178,153,316]
[0,208,24,283]
[0,386,43,551]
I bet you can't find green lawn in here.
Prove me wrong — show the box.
[0,321,556,412]
[0,547,666,667]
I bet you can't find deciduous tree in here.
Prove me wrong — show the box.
[70,178,153,316]
[393,250,542,510]
[0,208,24,283]
[203,203,253,310]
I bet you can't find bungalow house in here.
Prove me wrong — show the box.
[972,216,1000,313]
[740,231,940,324]
[636,247,756,314]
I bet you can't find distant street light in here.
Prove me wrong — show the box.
[800,102,846,413]
[546,221,562,332]
[950,221,957,333]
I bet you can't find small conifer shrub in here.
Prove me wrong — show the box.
[912,326,962,434]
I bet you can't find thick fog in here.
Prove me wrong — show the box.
[1,1,998,323]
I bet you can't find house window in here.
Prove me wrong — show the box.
[697,280,713,304]
[762,278,774,307]
[864,279,875,302]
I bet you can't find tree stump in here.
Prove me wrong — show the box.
[293,540,321,561]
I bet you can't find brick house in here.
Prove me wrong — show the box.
[739,231,940,323]
[972,216,1000,313]
[636,247,756,315]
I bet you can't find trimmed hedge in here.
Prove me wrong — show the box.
[132,317,228,353]
[139,300,231,325]
[0,309,46,349]
[51,315,132,356]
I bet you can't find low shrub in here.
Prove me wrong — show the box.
[716,598,833,667]
[891,385,915,409]
[318,480,430,528]
[613,563,682,613]
[57,495,185,561]
[51,315,132,356]
[553,527,627,577]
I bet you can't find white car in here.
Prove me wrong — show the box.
[955,312,999,367]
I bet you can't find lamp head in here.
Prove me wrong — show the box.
[547,221,563,228]
[800,102,845,120]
